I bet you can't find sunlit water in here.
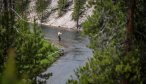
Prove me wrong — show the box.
[38,25,93,84]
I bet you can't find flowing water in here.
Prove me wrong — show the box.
[38,25,93,84]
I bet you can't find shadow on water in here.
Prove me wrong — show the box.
[37,25,92,84]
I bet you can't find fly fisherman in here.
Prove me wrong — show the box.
[58,31,62,41]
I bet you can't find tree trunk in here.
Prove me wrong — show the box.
[121,0,136,84]
[125,0,136,51]
[2,0,15,68]
[76,17,79,29]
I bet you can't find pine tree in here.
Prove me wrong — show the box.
[57,0,67,16]
[68,0,145,83]
[15,0,30,13]
[0,0,16,73]
[72,0,86,29]
[0,0,59,83]
[36,0,49,23]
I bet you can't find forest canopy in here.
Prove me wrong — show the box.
[68,0,146,84]
[0,0,59,83]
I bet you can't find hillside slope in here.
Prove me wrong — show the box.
[27,0,93,30]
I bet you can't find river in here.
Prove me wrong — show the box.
[38,25,93,84]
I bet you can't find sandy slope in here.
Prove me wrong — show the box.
[27,0,93,30]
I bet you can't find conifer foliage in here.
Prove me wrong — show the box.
[57,0,67,16]
[72,0,86,29]
[68,0,146,83]
[36,0,49,22]
[0,0,59,83]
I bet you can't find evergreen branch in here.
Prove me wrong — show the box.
[10,8,28,22]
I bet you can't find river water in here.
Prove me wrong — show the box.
[38,25,93,84]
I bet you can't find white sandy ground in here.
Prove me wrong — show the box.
[27,0,93,30]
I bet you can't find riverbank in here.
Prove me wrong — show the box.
[37,24,92,84]
[40,23,83,31]
[29,21,83,31]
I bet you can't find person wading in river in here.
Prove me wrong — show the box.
[58,31,62,41]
